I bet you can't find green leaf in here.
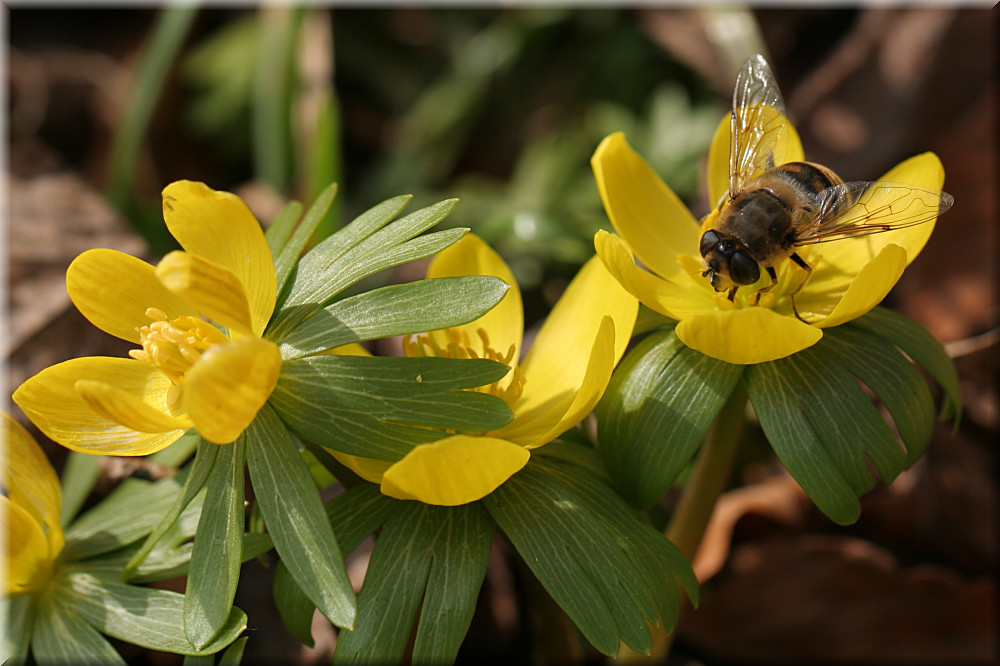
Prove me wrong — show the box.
[245,404,356,629]
[59,568,247,656]
[62,473,185,561]
[59,451,103,527]
[745,341,909,526]
[334,501,489,665]
[326,483,399,552]
[125,438,218,578]
[849,307,962,423]
[278,276,510,359]
[272,183,339,302]
[2,595,34,663]
[149,430,200,467]
[483,456,696,656]
[273,560,316,647]
[265,198,305,259]
[184,439,246,649]
[411,503,493,665]
[269,198,462,339]
[219,636,249,665]
[270,356,513,461]
[597,328,743,509]
[31,592,124,664]
[536,443,699,619]
[821,325,936,465]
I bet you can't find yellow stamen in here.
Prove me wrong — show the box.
[403,327,524,403]
[129,308,229,385]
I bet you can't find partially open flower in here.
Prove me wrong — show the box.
[333,234,638,505]
[3,414,64,595]
[14,181,282,453]
[591,117,946,364]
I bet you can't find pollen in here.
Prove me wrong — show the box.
[129,308,229,386]
[402,327,524,403]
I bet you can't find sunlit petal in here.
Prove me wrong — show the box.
[424,234,523,363]
[705,108,805,206]
[67,249,199,345]
[3,414,63,557]
[676,307,822,364]
[184,337,282,444]
[328,451,392,484]
[499,316,617,449]
[161,181,276,336]
[3,496,53,595]
[380,435,530,506]
[156,251,254,337]
[76,379,194,433]
[13,358,189,456]
[592,132,701,281]
[813,244,907,329]
[594,230,714,320]
[514,256,635,416]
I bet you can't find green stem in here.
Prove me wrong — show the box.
[617,381,747,662]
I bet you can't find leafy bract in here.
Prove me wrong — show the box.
[278,276,509,359]
[745,309,958,525]
[597,327,743,509]
[245,405,356,630]
[57,568,247,656]
[268,196,465,340]
[483,444,697,657]
[333,501,492,665]
[270,356,512,461]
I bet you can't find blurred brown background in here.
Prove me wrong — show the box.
[6,7,996,664]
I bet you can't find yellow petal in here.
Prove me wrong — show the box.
[76,379,194,433]
[511,256,636,424]
[705,107,805,206]
[380,436,529,506]
[324,342,372,357]
[66,249,199,345]
[2,414,64,559]
[675,307,822,364]
[594,230,715,320]
[184,337,282,444]
[591,132,701,282]
[3,496,55,595]
[814,244,907,329]
[327,451,392,484]
[499,316,617,449]
[155,251,254,337]
[13,357,191,456]
[424,234,523,365]
[161,181,276,336]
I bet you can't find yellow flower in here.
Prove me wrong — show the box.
[591,116,946,364]
[3,414,64,595]
[13,181,281,453]
[333,234,638,506]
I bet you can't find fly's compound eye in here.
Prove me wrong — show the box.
[699,230,720,257]
[729,251,760,285]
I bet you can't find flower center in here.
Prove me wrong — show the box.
[128,308,229,386]
[402,327,524,403]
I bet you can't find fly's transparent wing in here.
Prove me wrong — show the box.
[729,54,788,199]
[795,181,954,244]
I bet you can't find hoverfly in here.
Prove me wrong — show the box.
[699,54,954,321]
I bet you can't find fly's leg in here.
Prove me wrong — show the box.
[727,286,738,302]
[752,266,779,305]
[789,253,813,322]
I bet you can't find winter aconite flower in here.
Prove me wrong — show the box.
[334,234,638,506]
[14,181,281,453]
[3,414,64,596]
[591,117,947,364]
